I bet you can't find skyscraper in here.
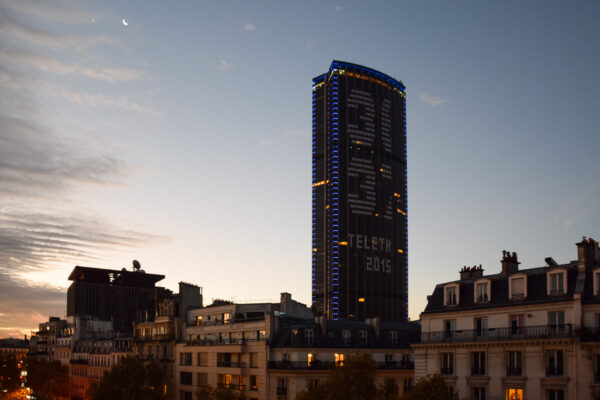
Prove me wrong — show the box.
[312,61,407,321]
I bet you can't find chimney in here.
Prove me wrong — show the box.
[577,237,599,271]
[501,250,520,274]
[460,265,484,280]
[314,315,327,335]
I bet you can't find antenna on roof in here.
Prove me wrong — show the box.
[132,260,141,271]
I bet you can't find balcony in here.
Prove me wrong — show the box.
[185,337,266,346]
[217,383,244,391]
[421,324,573,344]
[375,361,414,370]
[70,359,88,365]
[269,360,336,370]
[217,361,247,368]
[506,366,522,376]
[194,315,266,327]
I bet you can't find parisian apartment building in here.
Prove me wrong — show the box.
[414,237,600,400]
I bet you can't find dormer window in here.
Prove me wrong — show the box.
[547,270,566,295]
[305,329,314,346]
[342,330,351,345]
[359,330,368,345]
[509,274,527,299]
[390,331,398,346]
[474,279,491,303]
[444,284,459,306]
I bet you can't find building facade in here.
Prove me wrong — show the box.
[67,264,166,333]
[173,293,418,400]
[312,60,408,321]
[414,238,600,400]
[269,316,418,399]
[134,282,203,399]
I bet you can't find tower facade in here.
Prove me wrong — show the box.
[312,61,407,321]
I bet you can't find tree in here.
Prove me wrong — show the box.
[295,354,377,400]
[399,375,457,400]
[0,352,20,393]
[196,384,246,400]
[88,356,166,400]
[376,378,400,400]
[27,357,69,400]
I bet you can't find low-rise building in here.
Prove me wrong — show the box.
[134,282,203,399]
[269,315,419,399]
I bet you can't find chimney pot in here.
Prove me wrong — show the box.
[501,250,520,274]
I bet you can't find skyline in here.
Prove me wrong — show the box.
[1,0,600,337]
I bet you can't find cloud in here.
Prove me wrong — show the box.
[0,0,94,25]
[0,11,115,50]
[0,210,169,274]
[0,115,126,197]
[0,272,65,337]
[0,0,166,336]
[0,47,147,82]
[259,139,276,145]
[219,59,235,70]
[306,40,314,49]
[419,92,446,106]
[57,87,161,116]
[243,23,256,32]
[0,210,169,336]
[334,5,343,11]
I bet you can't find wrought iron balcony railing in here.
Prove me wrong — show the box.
[421,324,573,343]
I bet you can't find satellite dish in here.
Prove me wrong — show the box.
[132,260,141,271]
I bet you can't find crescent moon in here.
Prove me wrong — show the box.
[122,18,128,26]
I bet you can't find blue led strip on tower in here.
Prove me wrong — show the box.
[329,75,340,319]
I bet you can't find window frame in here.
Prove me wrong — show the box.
[474,278,491,303]
[444,284,459,306]
[509,273,527,299]
[547,268,567,296]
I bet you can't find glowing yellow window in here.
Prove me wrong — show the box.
[335,353,344,366]
[307,353,314,367]
[505,388,523,400]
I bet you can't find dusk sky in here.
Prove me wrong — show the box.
[1,0,599,337]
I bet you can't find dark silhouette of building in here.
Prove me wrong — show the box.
[312,61,407,321]
[66,264,166,333]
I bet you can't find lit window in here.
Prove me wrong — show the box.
[506,388,523,400]
[307,353,314,367]
[334,353,344,365]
